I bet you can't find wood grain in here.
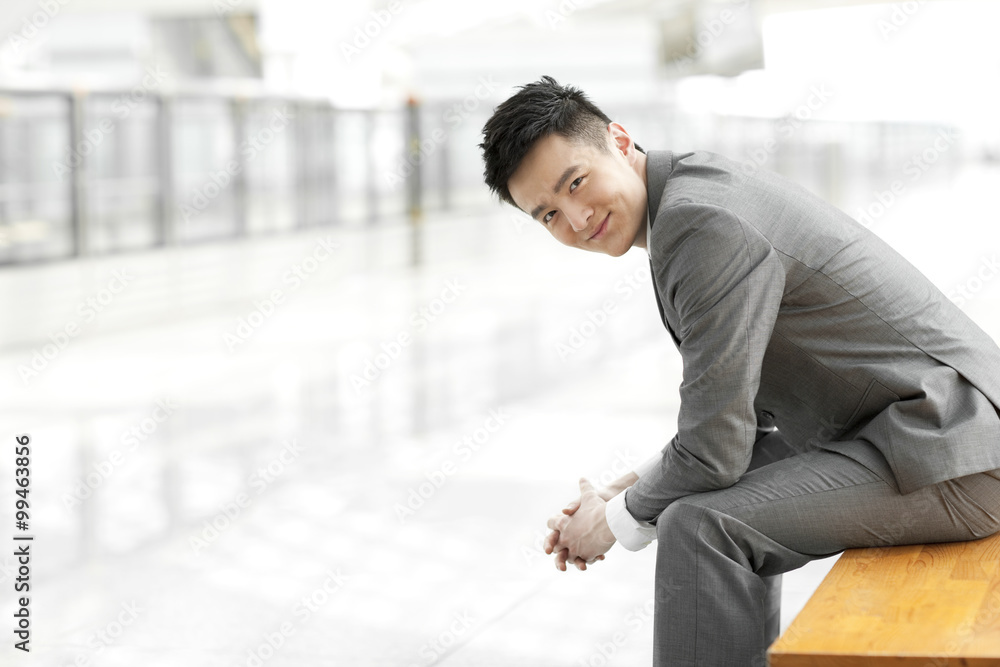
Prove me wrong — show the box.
[768,533,1000,666]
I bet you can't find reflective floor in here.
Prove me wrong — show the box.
[1,163,999,666]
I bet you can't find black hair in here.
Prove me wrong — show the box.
[479,75,642,208]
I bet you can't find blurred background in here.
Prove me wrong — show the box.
[0,0,999,665]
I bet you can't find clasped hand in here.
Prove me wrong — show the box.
[544,478,617,571]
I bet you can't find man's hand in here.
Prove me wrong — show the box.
[543,482,611,571]
[544,506,601,572]
[545,478,617,571]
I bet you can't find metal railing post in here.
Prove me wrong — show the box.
[156,94,175,247]
[68,91,88,258]
[405,97,422,266]
[365,110,378,224]
[232,97,248,237]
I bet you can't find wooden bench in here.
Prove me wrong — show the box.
[768,532,1000,666]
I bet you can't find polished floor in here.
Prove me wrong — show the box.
[1,162,999,666]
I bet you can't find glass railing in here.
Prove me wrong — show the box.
[0,86,967,265]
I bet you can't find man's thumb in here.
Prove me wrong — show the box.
[579,477,595,494]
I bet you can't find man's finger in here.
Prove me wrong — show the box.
[579,477,597,496]
[562,499,580,515]
[543,530,559,554]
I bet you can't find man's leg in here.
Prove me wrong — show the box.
[651,439,1000,667]
[743,429,799,643]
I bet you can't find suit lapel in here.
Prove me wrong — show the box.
[649,257,681,346]
[645,150,682,347]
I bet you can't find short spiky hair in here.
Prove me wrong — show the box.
[480,75,637,209]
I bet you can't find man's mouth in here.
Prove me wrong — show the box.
[589,214,609,240]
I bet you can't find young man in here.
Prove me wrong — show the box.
[479,76,1000,666]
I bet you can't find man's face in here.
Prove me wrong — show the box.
[507,125,647,257]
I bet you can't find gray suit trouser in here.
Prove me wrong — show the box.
[652,431,1000,667]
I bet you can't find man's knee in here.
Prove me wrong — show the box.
[656,497,710,543]
[656,496,764,569]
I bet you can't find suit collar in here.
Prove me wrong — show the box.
[643,150,681,346]
[645,150,674,233]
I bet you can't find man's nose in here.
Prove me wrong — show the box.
[566,204,592,232]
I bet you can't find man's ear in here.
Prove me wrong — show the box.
[607,122,635,160]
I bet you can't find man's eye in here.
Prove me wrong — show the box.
[543,211,556,224]
[570,176,583,191]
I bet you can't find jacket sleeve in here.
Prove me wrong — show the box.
[603,450,663,551]
[624,203,786,523]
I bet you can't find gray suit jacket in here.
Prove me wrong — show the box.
[626,150,1000,523]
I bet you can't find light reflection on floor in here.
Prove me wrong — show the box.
[0,163,998,666]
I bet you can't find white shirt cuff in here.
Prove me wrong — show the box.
[605,489,657,552]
